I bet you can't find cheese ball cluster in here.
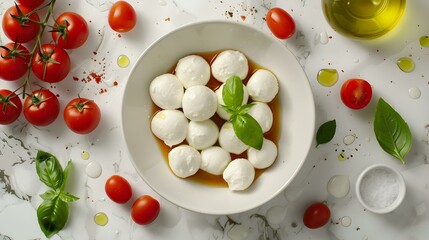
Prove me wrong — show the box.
[149,50,279,191]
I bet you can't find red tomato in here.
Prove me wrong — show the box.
[0,89,22,125]
[340,78,372,110]
[24,89,60,126]
[303,202,331,229]
[266,7,296,39]
[31,44,71,83]
[0,42,30,81]
[16,0,45,9]
[2,5,41,43]
[108,1,137,32]
[131,195,160,225]
[52,12,89,49]
[63,97,101,134]
[105,175,132,204]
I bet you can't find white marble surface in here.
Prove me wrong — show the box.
[1,0,429,239]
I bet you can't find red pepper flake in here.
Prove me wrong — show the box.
[113,81,118,86]
[165,17,170,21]
[118,33,122,38]
[329,36,333,39]
[240,15,246,21]
[93,51,97,55]
[99,88,107,94]
[89,72,104,84]
[73,76,79,81]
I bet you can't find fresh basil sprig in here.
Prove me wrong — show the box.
[222,76,263,150]
[374,98,412,164]
[35,151,79,238]
[316,119,336,147]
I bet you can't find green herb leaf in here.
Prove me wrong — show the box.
[40,189,59,201]
[231,113,263,150]
[316,120,336,147]
[60,160,72,191]
[236,103,254,115]
[221,104,237,114]
[59,192,79,203]
[222,76,244,108]
[374,98,412,164]
[36,151,64,189]
[37,196,69,238]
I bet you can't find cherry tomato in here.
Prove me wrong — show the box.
[16,0,45,9]
[303,202,331,229]
[105,175,132,204]
[31,44,71,83]
[340,78,372,110]
[108,1,137,32]
[266,7,296,39]
[0,89,22,125]
[2,5,41,43]
[0,42,30,81]
[52,12,89,49]
[63,97,101,134]
[131,195,160,225]
[24,89,60,126]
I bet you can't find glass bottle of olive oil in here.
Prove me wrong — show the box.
[322,0,406,39]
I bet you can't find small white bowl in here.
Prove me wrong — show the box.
[355,164,406,214]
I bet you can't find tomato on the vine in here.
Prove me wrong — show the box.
[105,175,133,204]
[0,90,22,125]
[266,7,296,39]
[31,44,71,83]
[52,12,89,49]
[16,0,45,9]
[340,78,372,110]
[63,97,101,134]
[2,5,41,43]
[24,89,60,126]
[0,42,30,81]
[303,202,331,229]
[108,1,137,33]
[131,195,160,225]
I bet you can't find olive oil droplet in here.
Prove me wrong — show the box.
[117,55,130,68]
[317,69,339,87]
[94,212,108,226]
[420,36,429,47]
[81,151,90,160]
[396,57,415,73]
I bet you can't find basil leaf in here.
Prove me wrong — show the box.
[316,120,336,147]
[59,192,79,203]
[231,113,263,150]
[36,151,64,189]
[37,196,69,238]
[236,103,254,115]
[222,76,244,108]
[374,98,412,164]
[221,104,237,114]
[61,160,72,191]
[40,189,59,201]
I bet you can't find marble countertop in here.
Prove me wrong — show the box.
[1,0,429,239]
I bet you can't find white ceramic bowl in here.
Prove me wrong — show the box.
[355,164,406,214]
[121,21,315,215]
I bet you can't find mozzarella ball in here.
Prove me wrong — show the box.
[175,55,210,89]
[200,146,231,175]
[215,83,249,120]
[182,85,217,121]
[149,73,184,109]
[211,50,249,82]
[223,158,255,191]
[168,145,201,178]
[186,119,219,150]
[218,122,248,155]
[151,110,188,147]
[248,102,273,133]
[248,138,278,169]
[247,69,279,102]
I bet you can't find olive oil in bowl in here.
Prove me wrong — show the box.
[322,0,406,39]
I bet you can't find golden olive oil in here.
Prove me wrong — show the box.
[94,212,108,226]
[322,0,406,39]
[396,57,414,72]
[420,36,429,47]
[117,54,130,68]
[317,69,339,87]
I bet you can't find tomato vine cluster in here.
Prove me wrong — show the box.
[0,0,100,134]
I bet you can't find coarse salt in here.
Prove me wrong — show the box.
[359,168,399,209]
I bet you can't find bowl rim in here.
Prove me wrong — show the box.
[120,19,316,214]
[355,163,406,214]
